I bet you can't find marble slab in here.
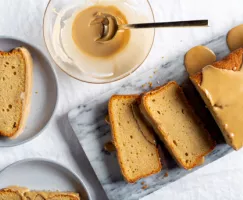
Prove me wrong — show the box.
[68,33,233,200]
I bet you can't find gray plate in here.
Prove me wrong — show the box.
[0,37,58,147]
[0,158,91,200]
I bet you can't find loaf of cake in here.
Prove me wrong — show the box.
[190,48,243,150]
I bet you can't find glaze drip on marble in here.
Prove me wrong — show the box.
[68,34,233,200]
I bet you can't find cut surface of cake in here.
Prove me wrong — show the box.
[140,81,215,170]
[0,47,33,138]
[108,95,162,183]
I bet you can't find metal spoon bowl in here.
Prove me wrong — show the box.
[90,14,208,42]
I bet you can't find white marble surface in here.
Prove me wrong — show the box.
[1,0,243,200]
[68,29,233,198]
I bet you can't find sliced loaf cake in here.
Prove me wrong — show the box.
[108,95,162,183]
[190,48,243,150]
[140,81,215,170]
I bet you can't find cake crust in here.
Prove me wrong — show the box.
[191,48,243,85]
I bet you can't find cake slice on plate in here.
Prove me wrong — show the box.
[0,187,27,200]
[0,187,80,200]
[0,47,33,138]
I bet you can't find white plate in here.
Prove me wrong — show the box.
[0,37,58,147]
[0,158,91,200]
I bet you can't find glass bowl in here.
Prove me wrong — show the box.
[43,0,155,84]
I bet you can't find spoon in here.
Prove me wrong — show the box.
[90,14,208,42]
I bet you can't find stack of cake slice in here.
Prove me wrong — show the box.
[108,83,215,182]
[108,48,243,183]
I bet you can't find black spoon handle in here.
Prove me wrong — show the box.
[120,20,208,29]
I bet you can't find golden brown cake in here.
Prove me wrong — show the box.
[0,47,33,138]
[139,81,215,170]
[0,187,26,200]
[190,48,243,150]
[108,95,162,183]
[0,187,80,200]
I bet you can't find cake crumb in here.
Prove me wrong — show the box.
[141,182,145,185]
[157,81,160,84]
[35,91,38,94]
[104,141,116,153]
[153,70,158,74]
[148,82,153,88]
[53,8,59,15]
[162,56,164,59]
[142,185,148,190]
[105,115,110,124]
[149,76,153,79]
[142,83,147,88]
[164,172,169,178]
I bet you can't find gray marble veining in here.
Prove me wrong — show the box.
[68,34,233,200]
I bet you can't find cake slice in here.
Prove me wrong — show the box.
[25,191,80,200]
[190,48,243,150]
[0,187,80,200]
[108,95,162,183]
[0,47,33,138]
[139,81,215,170]
[0,187,27,200]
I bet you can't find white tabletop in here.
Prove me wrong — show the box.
[1,0,243,200]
